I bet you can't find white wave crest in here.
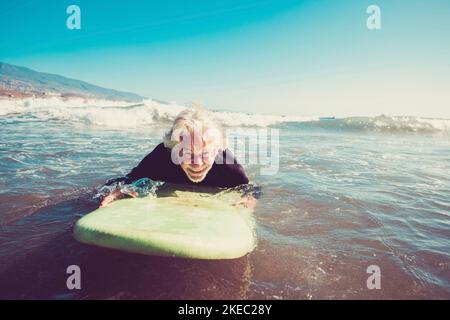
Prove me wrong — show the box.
[1,97,449,132]
[0,97,308,128]
[0,96,136,116]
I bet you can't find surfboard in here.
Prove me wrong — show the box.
[73,191,256,259]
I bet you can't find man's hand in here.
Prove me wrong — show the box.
[99,188,138,208]
[233,196,257,210]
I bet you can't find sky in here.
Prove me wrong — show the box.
[1,0,450,117]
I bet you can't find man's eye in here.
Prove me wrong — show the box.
[179,149,191,157]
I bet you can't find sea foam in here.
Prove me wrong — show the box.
[0,97,449,133]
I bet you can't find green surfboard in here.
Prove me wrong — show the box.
[74,191,256,259]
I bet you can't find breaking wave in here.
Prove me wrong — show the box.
[0,97,313,127]
[283,115,450,134]
[0,97,449,133]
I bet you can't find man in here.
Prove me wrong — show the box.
[99,107,255,208]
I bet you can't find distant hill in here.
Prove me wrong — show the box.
[0,62,145,102]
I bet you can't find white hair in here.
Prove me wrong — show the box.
[163,106,225,150]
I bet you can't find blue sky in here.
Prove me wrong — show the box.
[1,0,450,117]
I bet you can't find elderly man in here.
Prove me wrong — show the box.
[100,108,252,207]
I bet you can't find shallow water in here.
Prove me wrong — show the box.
[1,105,449,299]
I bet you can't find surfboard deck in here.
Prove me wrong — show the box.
[74,191,256,259]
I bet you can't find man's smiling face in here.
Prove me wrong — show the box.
[178,127,220,183]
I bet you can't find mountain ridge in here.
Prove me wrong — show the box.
[0,62,145,102]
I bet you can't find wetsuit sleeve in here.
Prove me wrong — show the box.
[215,148,262,197]
[224,163,262,198]
[123,143,166,184]
[213,148,250,188]
[102,144,164,186]
[228,163,249,186]
[94,144,166,202]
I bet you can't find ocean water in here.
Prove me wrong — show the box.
[0,99,449,299]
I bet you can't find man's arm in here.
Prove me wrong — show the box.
[99,144,164,207]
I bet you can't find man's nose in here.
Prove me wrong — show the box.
[191,154,203,165]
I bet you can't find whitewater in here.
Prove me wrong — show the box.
[1,97,449,132]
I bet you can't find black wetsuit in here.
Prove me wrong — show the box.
[120,143,249,188]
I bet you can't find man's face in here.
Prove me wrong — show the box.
[178,128,220,183]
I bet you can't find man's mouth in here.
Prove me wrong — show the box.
[187,167,206,175]
[186,166,209,180]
